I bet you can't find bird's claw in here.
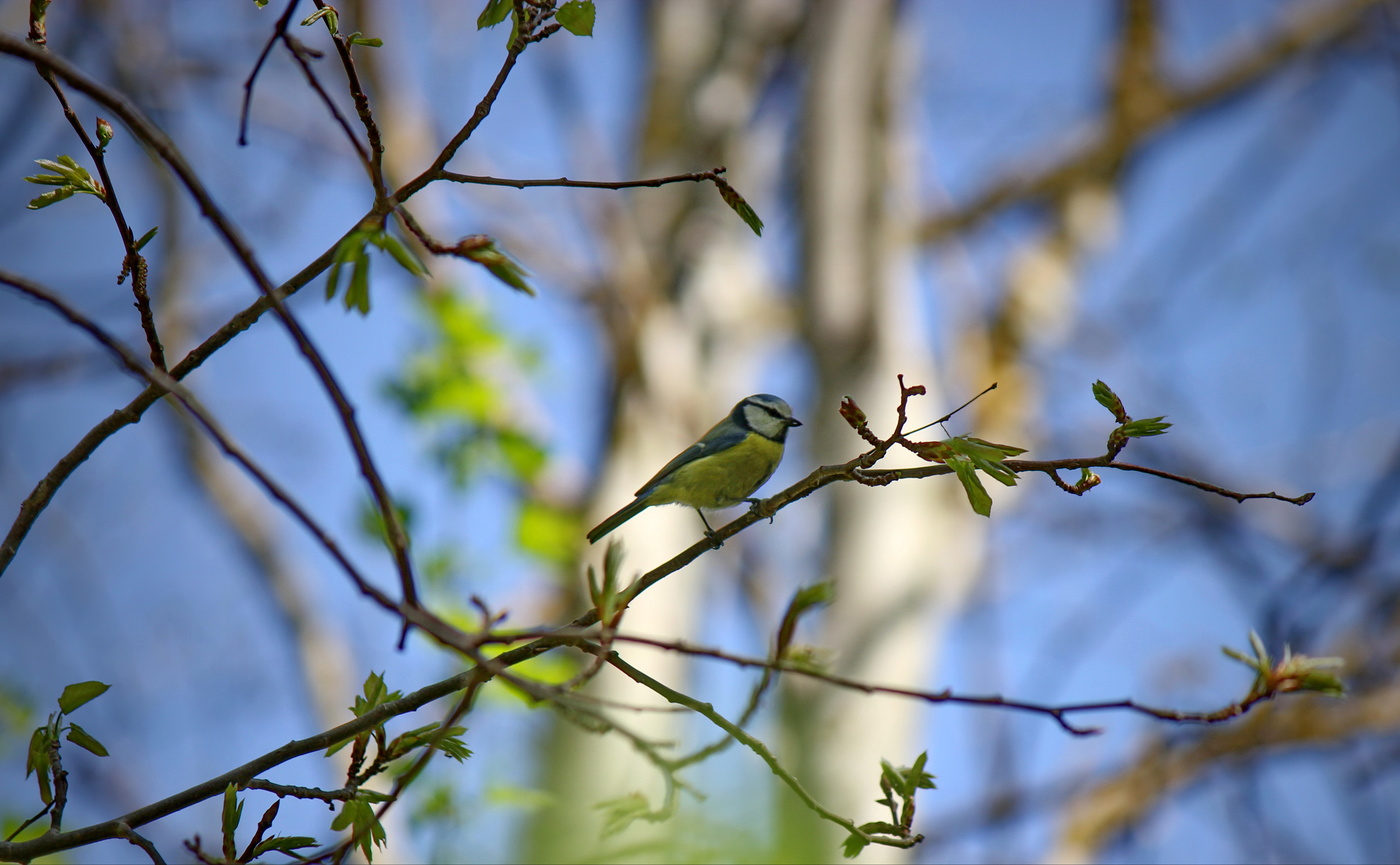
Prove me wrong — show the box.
[744,497,774,524]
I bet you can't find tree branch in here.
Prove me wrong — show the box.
[0,31,420,618]
[919,0,1383,243]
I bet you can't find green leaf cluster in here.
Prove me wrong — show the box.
[1094,380,1172,453]
[477,0,596,42]
[912,435,1025,517]
[456,236,535,296]
[24,156,105,210]
[1223,630,1346,700]
[25,681,111,806]
[556,0,596,36]
[329,672,471,771]
[331,797,389,862]
[326,223,429,315]
[383,292,575,564]
[300,6,381,45]
[842,752,935,858]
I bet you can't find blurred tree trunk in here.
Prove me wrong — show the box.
[525,2,997,861]
[777,2,986,860]
[524,1,805,860]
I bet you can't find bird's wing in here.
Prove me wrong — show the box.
[635,421,750,496]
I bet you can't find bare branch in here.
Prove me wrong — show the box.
[0,32,418,618]
[919,0,1384,243]
[237,0,302,147]
[439,166,731,190]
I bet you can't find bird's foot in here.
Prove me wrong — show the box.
[744,497,775,524]
[704,529,724,549]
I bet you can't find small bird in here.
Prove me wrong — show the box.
[587,394,802,544]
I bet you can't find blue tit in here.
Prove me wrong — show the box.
[587,394,802,544]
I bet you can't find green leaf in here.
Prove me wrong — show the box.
[326,230,370,303]
[27,157,103,203]
[334,230,371,263]
[791,581,836,613]
[1120,416,1171,438]
[27,186,74,209]
[26,721,55,807]
[379,231,429,277]
[325,258,345,301]
[842,833,870,858]
[221,783,243,862]
[556,0,595,36]
[904,751,936,793]
[25,726,46,779]
[134,225,159,252]
[65,723,109,757]
[347,32,384,48]
[712,176,764,236]
[435,726,473,762]
[58,681,110,715]
[459,239,535,295]
[331,800,386,862]
[955,435,1027,459]
[1092,380,1126,421]
[300,7,338,34]
[346,252,372,314]
[250,835,319,858]
[476,0,512,29]
[357,671,388,715]
[858,820,901,836]
[879,759,903,794]
[948,456,993,517]
[329,799,359,832]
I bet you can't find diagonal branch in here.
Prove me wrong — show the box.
[0,32,418,618]
[919,0,1384,243]
[0,270,396,613]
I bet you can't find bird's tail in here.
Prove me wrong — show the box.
[586,497,648,544]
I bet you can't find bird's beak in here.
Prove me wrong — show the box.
[788,417,802,427]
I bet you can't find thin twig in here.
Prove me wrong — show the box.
[0,33,419,622]
[605,652,922,851]
[238,0,302,146]
[599,633,1284,737]
[311,0,388,200]
[27,15,164,370]
[47,735,67,831]
[391,16,537,204]
[116,823,167,865]
[0,233,345,578]
[0,271,396,614]
[439,167,729,190]
[243,779,357,803]
[280,32,372,169]
[0,664,481,863]
[4,802,52,842]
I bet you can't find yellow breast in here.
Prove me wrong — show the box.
[648,434,785,509]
